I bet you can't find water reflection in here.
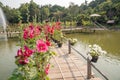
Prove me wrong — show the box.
[66,30,120,57]
[0,39,19,80]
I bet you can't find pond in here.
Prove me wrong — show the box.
[0,38,19,80]
[66,30,120,80]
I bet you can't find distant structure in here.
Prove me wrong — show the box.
[107,20,115,24]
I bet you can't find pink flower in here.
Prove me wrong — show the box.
[36,39,48,53]
[23,25,40,39]
[29,25,35,39]
[35,26,41,35]
[45,64,50,75]
[17,48,23,57]
[29,29,35,39]
[24,58,29,64]
[44,25,51,35]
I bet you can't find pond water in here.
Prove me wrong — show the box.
[0,39,19,80]
[66,30,120,80]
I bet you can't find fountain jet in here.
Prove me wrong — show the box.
[0,7,7,41]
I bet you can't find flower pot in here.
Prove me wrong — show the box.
[51,37,58,43]
[57,43,62,47]
[70,42,75,45]
[91,56,99,63]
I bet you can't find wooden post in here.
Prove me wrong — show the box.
[87,57,92,79]
[68,40,71,54]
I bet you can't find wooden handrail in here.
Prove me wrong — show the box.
[67,40,109,80]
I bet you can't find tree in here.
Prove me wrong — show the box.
[19,3,29,23]
[50,5,64,12]
[49,5,65,21]
[68,2,80,21]
[114,2,120,23]
[89,1,98,8]
[40,5,50,22]
[28,0,40,22]
[8,8,22,23]
[2,6,21,24]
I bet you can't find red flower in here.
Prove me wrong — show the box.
[56,22,61,25]
[50,27,54,35]
[46,40,51,46]
[29,29,35,39]
[19,58,29,65]
[23,28,29,39]
[24,46,34,57]
[16,46,34,65]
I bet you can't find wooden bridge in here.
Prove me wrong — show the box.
[0,25,108,38]
[48,43,103,80]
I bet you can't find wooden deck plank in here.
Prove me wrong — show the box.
[48,44,102,80]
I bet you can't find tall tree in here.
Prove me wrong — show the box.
[28,0,40,22]
[40,5,50,22]
[19,3,29,23]
[68,2,80,21]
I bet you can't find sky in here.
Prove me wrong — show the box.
[0,0,93,8]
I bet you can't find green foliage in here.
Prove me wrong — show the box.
[9,9,22,23]
[19,3,29,23]
[50,5,65,12]
[28,0,40,22]
[53,30,63,41]
[1,0,120,28]
[82,20,92,26]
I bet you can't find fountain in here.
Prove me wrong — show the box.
[0,7,7,41]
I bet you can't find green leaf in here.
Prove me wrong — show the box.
[46,76,50,80]
[50,51,56,55]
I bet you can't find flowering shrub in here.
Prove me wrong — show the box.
[50,22,64,47]
[8,23,61,80]
[88,44,107,57]
[52,22,63,42]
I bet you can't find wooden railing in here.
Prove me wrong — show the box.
[68,40,109,80]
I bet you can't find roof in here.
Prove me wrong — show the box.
[107,20,115,24]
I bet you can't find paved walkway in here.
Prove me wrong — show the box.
[48,44,102,80]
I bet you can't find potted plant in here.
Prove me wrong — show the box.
[69,38,77,46]
[52,22,64,47]
[88,44,107,63]
[57,41,63,47]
